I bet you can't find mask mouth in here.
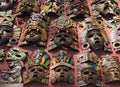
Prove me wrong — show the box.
[88,76,94,80]
[95,40,100,44]
[33,74,39,78]
[60,75,65,80]
[114,73,120,78]
[60,38,66,44]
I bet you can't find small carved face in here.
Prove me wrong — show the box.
[0,13,14,44]
[107,67,120,81]
[54,30,73,46]
[28,65,44,81]
[0,26,13,44]
[86,29,104,50]
[0,0,13,10]
[92,0,119,15]
[16,0,40,16]
[81,67,97,84]
[25,28,41,42]
[67,3,90,20]
[44,1,64,17]
[54,66,70,82]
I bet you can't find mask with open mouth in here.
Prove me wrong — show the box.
[92,0,120,18]
[86,29,104,50]
[51,50,74,84]
[101,54,120,83]
[81,67,98,84]
[0,0,14,10]
[16,0,41,17]
[81,17,105,50]
[19,13,48,46]
[107,16,120,52]
[0,11,14,44]
[28,65,44,81]
[49,16,78,51]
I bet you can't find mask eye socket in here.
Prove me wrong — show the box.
[97,33,102,37]
[56,68,61,72]
[38,68,43,72]
[31,68,35,72]
[83,71,89,74]
[87,34,94,38]
[63,68,69,72]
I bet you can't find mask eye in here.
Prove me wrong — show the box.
[87,34,94,38]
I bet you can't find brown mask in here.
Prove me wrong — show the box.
[54,65,70,82]
[27,65,44,81]
[86,29,104,50]
[81,67,98,84]
[51,50,74,84]
[101,54,120,83]
[92,0,120,18]
[16,0,41,16]
[44,1,64,17]
[19,17,47,46]
[0,0,14,10]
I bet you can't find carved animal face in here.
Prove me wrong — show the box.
[16,0,40,16]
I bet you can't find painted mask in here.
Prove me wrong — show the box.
[77,51,98,64]
[92,0,120,18]
[0,11,14,44]
[49,16,78,51]
[44,1,64,17]
[101,54,120,83]
[0,0,14,10]
[6,47,27,61]
[27,65,44,81]
[25,50,50,84]
[51,50,74,84]
[16,0,41,16]
[67,2,90,20]
[19,13,48,46]
[77,63,101,86]
[0,61,24,83]
[80,17,105,50]
[107,16,120,51]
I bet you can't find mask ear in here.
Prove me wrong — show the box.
[81,42,90,50]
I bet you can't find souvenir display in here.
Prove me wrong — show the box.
[0,0,119,87]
